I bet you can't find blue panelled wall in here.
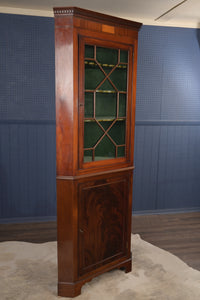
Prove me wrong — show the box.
[0,13,56,221]
[133,26,200,213]
[0,14,200,222]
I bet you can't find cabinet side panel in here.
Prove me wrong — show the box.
[55,21,74,176]
[127,171,133,253]
[57,179,78,282]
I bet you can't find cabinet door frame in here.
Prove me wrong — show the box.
[78,35,135,171]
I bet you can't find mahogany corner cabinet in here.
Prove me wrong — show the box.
[53,7,142,298]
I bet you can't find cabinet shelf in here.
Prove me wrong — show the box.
[84,117,126,122]
[85,60,127,69]
[85,90,127,94]
[96,90,116,94]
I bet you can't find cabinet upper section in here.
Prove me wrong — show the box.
[54,7,142,177]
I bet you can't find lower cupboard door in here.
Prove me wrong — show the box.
[78,175,129,276]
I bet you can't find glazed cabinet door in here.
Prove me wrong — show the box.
[78,173,130,277]
[78,36,135,170]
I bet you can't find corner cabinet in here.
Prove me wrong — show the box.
[53,7,142,298]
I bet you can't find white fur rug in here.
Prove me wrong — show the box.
[0,234,200,299]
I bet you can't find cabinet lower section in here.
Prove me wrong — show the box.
[56,169,133,297]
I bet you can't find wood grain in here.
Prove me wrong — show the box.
[78,176,128,275]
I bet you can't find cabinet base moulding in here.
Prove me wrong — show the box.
[58,257,132,298]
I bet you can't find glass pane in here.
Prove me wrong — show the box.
[108,120,126,145]
[117,146,125,157]
[97,79,115,92]
[120,50,128,63]
[109,68,127,92]
[84,150,93,162]
[101,65,115,75]
[84,122,103,148]
[96,93,117,120]
[119,94,126,117]
[96,46,118,65]
[85,45,94,58]
[85,64,105,90]
[85,92,94,118]
[99,121,113,130]
[95,135,115,161]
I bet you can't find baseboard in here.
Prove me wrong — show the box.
[132,207,200,215]
[0,215,57,224]
[1,207,200,223]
